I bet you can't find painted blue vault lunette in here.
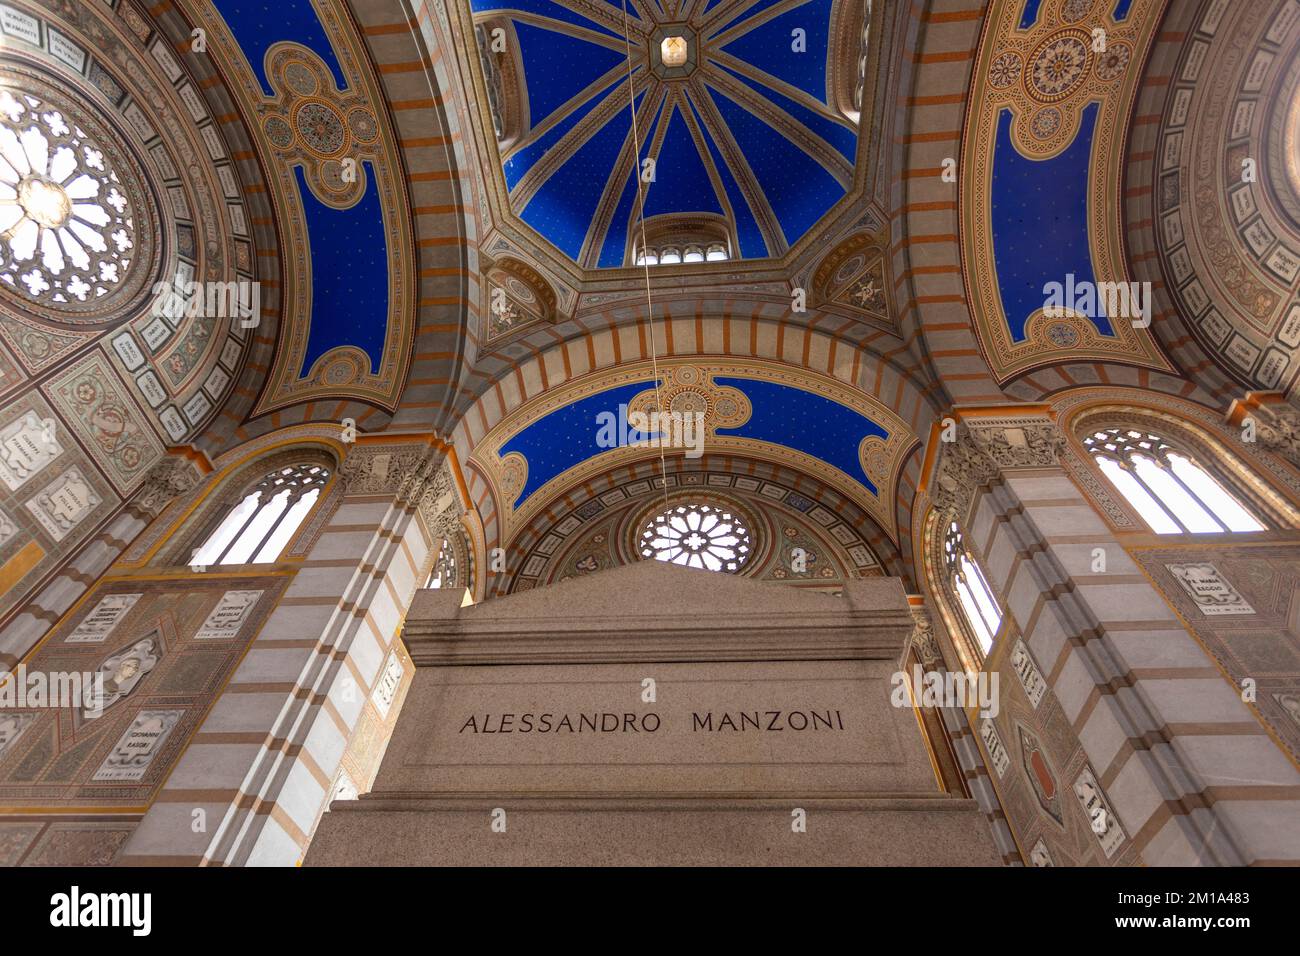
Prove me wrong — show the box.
[990,102,1114,342]
[214,0,391,379]
[499,377,889,508]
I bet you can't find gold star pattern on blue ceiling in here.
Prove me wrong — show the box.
[472,0,860,268]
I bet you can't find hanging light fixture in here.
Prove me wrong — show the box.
[660,35,689,67]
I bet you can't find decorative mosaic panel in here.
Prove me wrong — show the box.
[978,634,1141,867]
[0,391,118,620]
[0,575,286,809]
[44,353,164,494]
[1135,544,1300,760]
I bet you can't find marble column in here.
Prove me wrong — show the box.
[115,439,461,865]
[928,408,1300,866]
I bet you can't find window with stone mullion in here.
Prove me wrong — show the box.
[943,521,1002,655]
[194,464,329,566]
[1083,428,1263,535]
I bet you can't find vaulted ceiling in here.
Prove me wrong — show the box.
[472,0,861,268]
[4,0,1292,624]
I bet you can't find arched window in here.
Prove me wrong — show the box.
[943,522,1002,654]
[425,537,456,589]
[638,502,752,572]
[632,217,732,267]
[1083,428,1264,534]
[192,463,329,566]
[635,242,730,266]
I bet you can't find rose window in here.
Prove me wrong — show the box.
[0,87,135,305]
[638,502,751,572]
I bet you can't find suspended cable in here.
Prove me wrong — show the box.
[620,0,672,510]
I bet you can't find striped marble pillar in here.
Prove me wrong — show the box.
[115,440,461,866]
[907,601,1024,864]
[932,409,1300,866]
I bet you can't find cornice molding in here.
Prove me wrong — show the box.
[929,408,1064,522]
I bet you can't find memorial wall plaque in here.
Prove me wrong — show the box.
[372,650,404,718]
[1166,563,1255,615]
[0,713,37,761]
[93,709,183,782]
[66,593,142,644]
[195,590,262,639]
[0,410,62,490]
[26,467,101,541]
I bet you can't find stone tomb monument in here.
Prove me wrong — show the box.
[305,561,1000,865]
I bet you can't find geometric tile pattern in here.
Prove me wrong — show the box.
[0,576,285,810]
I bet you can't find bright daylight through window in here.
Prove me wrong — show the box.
[638,502,751,572]
[192,464,329,566]
[1084,428,1264,534]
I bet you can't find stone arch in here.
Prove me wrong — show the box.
[453,330,935,589]
[494,450,909,598]
[891,0,1002,404]
[1056,390,1300,532]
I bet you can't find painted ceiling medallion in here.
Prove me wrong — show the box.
[1026,30,1090,103]
[476,0,860,268]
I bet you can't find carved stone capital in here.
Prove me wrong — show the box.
[338,445,464,538]
[967,418,1065,469]
[134,456,201,515]
[416,460,461,539]
[931,414,1064,521]
[908,605,944,670]
[338,444,438,500]
[931,428,996,520]
[1252,402,1300,469]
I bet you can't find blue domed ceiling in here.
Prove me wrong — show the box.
[472,0,860,268]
